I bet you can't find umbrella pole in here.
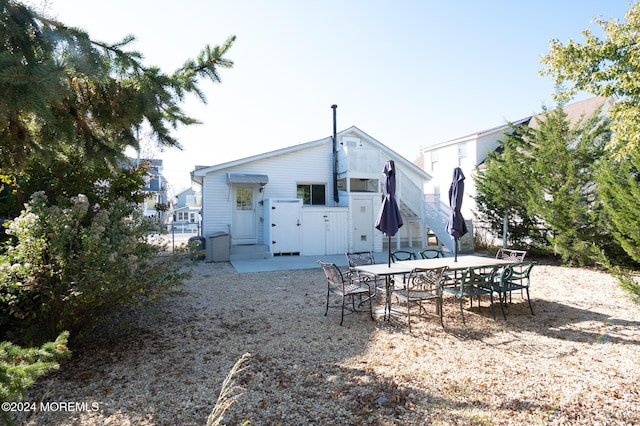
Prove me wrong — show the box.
[388,236,391,267]
[454,237,458,262]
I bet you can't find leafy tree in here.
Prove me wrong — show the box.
[474,123,546,247]
[541,2,640,156]
[7,149,150,217]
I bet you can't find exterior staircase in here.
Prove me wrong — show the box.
[397,171,455,254]
[423,195,455,253]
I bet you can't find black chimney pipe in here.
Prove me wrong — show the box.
[331,104,339,203]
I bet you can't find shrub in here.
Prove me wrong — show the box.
[0,192,189,346]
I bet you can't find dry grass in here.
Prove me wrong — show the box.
[13,259,640,425]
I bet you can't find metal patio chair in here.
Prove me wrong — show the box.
[390,250,416,284]
[391,250,417,262]
[346,251,384,297]
[491,261,536,320]
[495,248,528,301]
[318,260,373,326]
[390,266,447,332]
[419,248,444,259]
[495,248,527,262]
[441,264,500,325]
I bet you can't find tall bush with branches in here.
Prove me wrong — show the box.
[0,192,188,346]
[475,101,620,265]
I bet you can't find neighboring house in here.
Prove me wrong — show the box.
[171,187,202,230]
[139,158,170,222]
[418,96,611,246]
[122,157,170,222]
[191,126,432,257]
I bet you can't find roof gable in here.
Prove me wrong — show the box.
[422,117,531,153]
[528,96,611,129]
[192,125,430,180]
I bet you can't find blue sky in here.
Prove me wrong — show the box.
[31,0,634,191]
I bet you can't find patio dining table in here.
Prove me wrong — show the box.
[353,255,516,320]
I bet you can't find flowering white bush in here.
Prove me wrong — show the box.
[0,193,189,345]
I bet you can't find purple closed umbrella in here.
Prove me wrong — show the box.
[446,167,468,262]
[375,160,404,267]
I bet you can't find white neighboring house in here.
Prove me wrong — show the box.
[419,96,611,244]
[171,187,202,233]
[191,126,432,257]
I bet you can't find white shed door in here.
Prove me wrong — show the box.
[270,200,301,254]
[302,211,327,255]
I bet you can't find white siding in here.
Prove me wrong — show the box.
[301,207,348,255]
[202,141,334,242]
[202,171,233,236]
[199,126,430,254]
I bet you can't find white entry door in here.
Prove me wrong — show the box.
[352,199,374,252]
[232,185,257,244]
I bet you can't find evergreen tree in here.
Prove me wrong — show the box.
[474,123,545,247]
[596,150,640,263]
[526,103,613,265]
[0,0,235,209]
[0,332,70,407]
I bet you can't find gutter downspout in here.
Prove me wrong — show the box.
[331,104,339,203]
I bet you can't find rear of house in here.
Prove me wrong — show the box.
[191,126,431,257]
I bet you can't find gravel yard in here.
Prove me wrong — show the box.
[13,259,640,425]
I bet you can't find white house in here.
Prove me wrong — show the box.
[419,96,611,245]
[170,187,201,231]
[191,126,432,257]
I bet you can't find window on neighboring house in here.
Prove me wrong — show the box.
[430,150,439,173]
[297,184,326,205]
[145,195,156,210]
[457,143,468,167]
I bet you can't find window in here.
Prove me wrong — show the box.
[430,150,439,173]
[349,178,378,192]
[176,212,196,222]
[297,184,326,205]
[236,187,253,210]
[457,142,468,167]
[457,142,467,158]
